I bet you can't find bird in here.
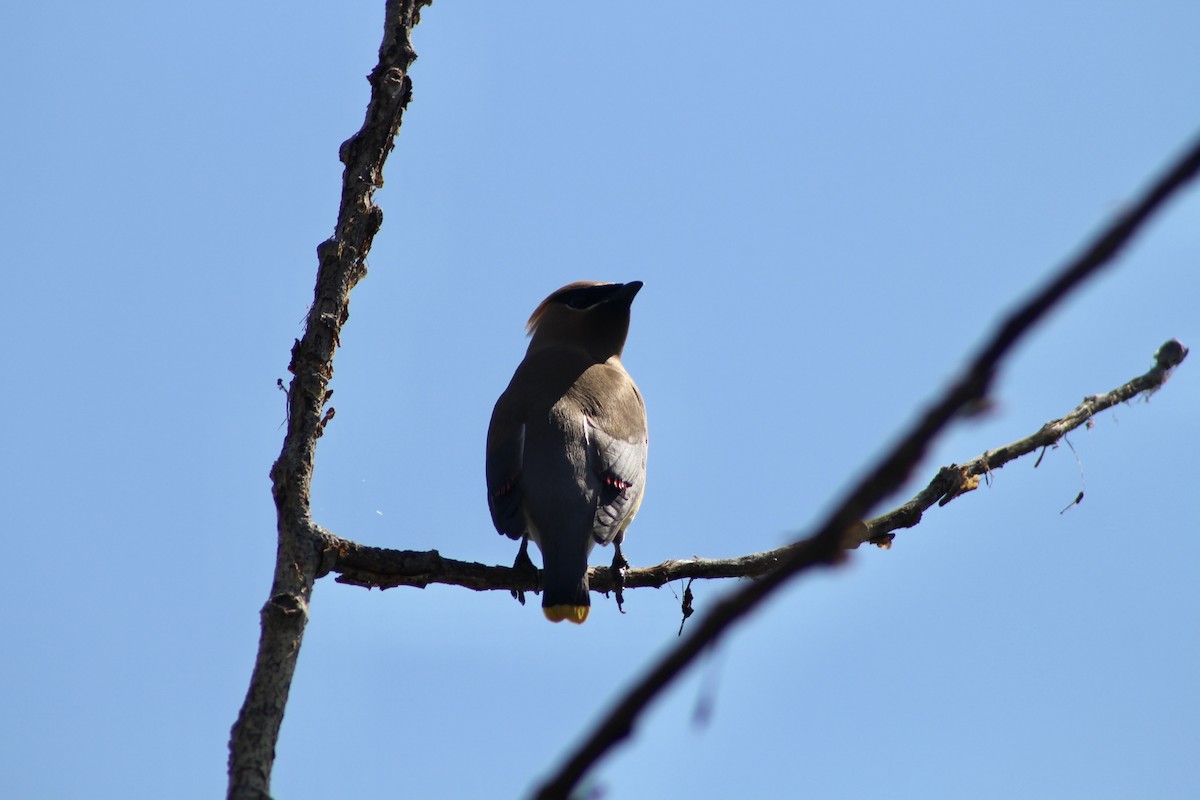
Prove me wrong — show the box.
[486,281,648,624]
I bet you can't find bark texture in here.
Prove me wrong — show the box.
[226,3,431,798]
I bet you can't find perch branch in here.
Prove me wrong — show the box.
[324,338,1187,593]
[226,3,430,799]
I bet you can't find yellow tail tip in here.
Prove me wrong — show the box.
[543,604,589,624]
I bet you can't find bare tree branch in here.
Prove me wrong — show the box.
[324,337,1187,593]
[225,0,1198,795]
[530,131,1200,800]
[226,3,430,798]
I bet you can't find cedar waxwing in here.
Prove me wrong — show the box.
[486,281,648,624]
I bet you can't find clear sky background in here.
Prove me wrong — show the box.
[3,2,1198,798]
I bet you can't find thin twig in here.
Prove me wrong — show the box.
[858,337,1186,547]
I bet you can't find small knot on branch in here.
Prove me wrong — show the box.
[1154,339,1188,371]
[338,134,358,166]
[937,465,981,507]
[265,592,307,620]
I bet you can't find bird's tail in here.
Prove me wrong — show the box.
[541,539,591,624]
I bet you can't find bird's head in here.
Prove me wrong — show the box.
[525,281,643,361]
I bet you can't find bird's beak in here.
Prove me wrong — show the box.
[605,281,643,305]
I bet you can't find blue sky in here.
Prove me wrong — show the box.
[3,2,1198,798]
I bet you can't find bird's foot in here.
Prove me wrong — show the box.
[511,538,539,606]
[610,543,629,614]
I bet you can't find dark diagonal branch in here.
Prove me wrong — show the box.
[530,133,1200,799]
[323,337,1187,593]
[226,3,430,799]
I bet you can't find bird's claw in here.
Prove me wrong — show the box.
[511,538,539,605]
[611,544,629,614]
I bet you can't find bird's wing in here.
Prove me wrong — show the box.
[485,405,527,540]
[577,365,648,545]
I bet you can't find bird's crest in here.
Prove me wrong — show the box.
[525,281,609,335]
